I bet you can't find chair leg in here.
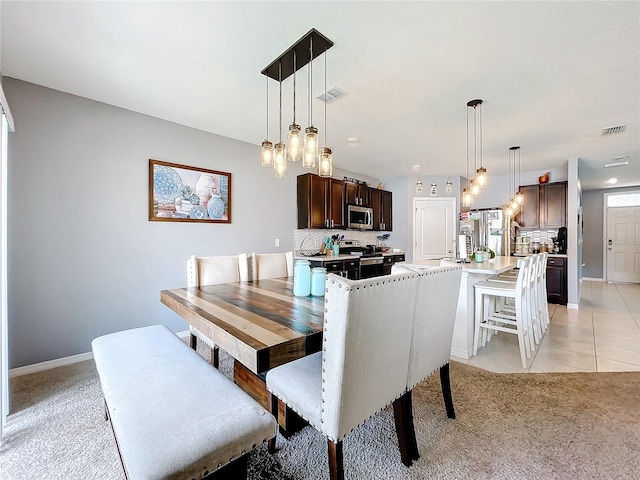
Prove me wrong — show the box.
[211,346,219,369]
[327,440,344,480]
[189,332,198,350]
[473,289,483,356]
[267,393,278,454]
[393,391,419,467]
[439,363,456,419]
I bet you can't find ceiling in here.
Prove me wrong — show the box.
[2,1,639,190]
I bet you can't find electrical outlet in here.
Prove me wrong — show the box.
[275,238,280,247]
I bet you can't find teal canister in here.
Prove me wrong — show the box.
[293,260,311,297]
[311,267,327,297]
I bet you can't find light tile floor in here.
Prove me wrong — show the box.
[454,280,640,373]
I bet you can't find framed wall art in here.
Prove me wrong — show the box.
[149,159,231,223]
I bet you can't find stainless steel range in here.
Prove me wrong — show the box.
[340,246,385,279]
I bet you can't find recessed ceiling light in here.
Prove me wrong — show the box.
[346,137,359,146]
[606,178,618,184]
[411,165,421,171]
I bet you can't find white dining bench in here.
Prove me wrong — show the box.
[92,324,277,480]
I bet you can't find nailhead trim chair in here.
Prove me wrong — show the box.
[266,266,462,480]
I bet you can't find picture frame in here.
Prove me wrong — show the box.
[149,159,231,223]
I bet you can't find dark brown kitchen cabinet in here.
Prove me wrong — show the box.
[541,182,567,229]
[344,182,370,207]
[546,256,567,305]
[297,173,345,229]
[516,185,541,229]
[515,182,566,230]
[370,188,392,231]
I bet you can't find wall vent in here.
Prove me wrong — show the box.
[602,125,626,136]
[316,87,348,103]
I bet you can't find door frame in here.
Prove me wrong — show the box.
[602,190,640,283]
[412,196,457,261]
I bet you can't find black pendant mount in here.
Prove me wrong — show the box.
[509,146,521,150]
[261,29,334,81]
[467,99,483,107]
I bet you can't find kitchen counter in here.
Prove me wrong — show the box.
[294,250,405,262]
[402,256,518,275]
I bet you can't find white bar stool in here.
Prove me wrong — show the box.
[473,257,534,369]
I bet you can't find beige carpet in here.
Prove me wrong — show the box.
[2,347,639,480]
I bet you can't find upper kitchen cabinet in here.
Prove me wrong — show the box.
[541,182,567,229]
[370,188,392,231]
[297,173,345,229]
[516,185,541,229]
[515,181,567,229]
[344,181,370,207]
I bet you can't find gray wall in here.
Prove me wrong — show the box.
[582,185,640,279]
[5,78,306,368]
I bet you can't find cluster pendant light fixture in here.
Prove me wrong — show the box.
[260,29,334,178]
[505,146,524,217]
[462,99,488,206]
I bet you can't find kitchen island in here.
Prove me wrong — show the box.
[401,256,519,359]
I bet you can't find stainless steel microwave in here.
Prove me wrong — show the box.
[347,204,374,230]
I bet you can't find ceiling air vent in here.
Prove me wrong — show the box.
[316,87,348,103]
[602,124,626,136]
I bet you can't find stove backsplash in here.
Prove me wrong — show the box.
[294,229,386,254]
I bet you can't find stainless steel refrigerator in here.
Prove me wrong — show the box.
[460,209,507,256]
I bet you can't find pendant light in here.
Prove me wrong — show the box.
[273,62,287,178]
[515,146,524,204]
[506,146,522,216]
[303,36,319,169]
[260,76,274,167]
[468,99,488,193]
[462,99,474,208]
[287,51,302,162]
[318,49,332,177]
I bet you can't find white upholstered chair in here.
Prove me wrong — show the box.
[266,266,463,479]
[250,251,294,280]
[186,254,250,367]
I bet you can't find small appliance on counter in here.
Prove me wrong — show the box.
[557,227,567,254]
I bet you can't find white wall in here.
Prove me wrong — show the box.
[5,78,306,368]
[567,157,581,307]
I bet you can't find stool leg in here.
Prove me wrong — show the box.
[473,289,483,356]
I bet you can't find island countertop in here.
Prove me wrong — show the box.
[402,255,519,275]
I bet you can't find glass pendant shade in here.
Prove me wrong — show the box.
[287,123,302,162]
[274,142,287,178]
[510,198,519,211]
[516,190,524,204]
[303,126,319,168]
[470,179,480,196]
[505,206,514,217]
[475,167,488,188]
[318,147,333,177]
[462,187,473,208]
[261,140,274,167]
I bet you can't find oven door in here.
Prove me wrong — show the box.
[359,257,384,278]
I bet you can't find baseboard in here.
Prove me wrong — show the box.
[9,329,191,378]
[582,277,604,282]
[450,347,471,360]
[567,303,579,310]
[9,352,94,378]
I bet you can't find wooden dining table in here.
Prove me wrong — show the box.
[160,277,325,431]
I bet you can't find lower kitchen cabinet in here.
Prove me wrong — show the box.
[309,258,360,280]
[546,257,567,305]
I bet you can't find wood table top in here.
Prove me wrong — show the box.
[160,277,325,375]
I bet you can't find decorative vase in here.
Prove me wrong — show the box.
[207,193,225,219]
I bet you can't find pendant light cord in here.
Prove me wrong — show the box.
[293,51,296,123]
[309,37,313,126]
[278,62,282,142]
[479,103,483,168]
[266,76,269,139]
[465,106,470,185]
[324,48,327,145]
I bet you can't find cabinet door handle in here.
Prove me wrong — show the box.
[325,219,329,228]
[331,219,335,228]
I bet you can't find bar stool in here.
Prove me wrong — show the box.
[473,257,533,369]
[537,252,551,331]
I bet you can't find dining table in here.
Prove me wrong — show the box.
[160,276,325,432]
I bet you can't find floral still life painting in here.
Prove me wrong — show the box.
[149,159,231,223]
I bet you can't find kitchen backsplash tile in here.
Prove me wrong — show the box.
[294,229,386,254]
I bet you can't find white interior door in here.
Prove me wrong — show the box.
[0,113,8,441]
[606,206,640,283]
[413,197,456,260]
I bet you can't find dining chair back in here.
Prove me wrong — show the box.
[250,251,294,280]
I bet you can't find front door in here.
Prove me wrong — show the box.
[413,197,456,261]
[606,206,640,283]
